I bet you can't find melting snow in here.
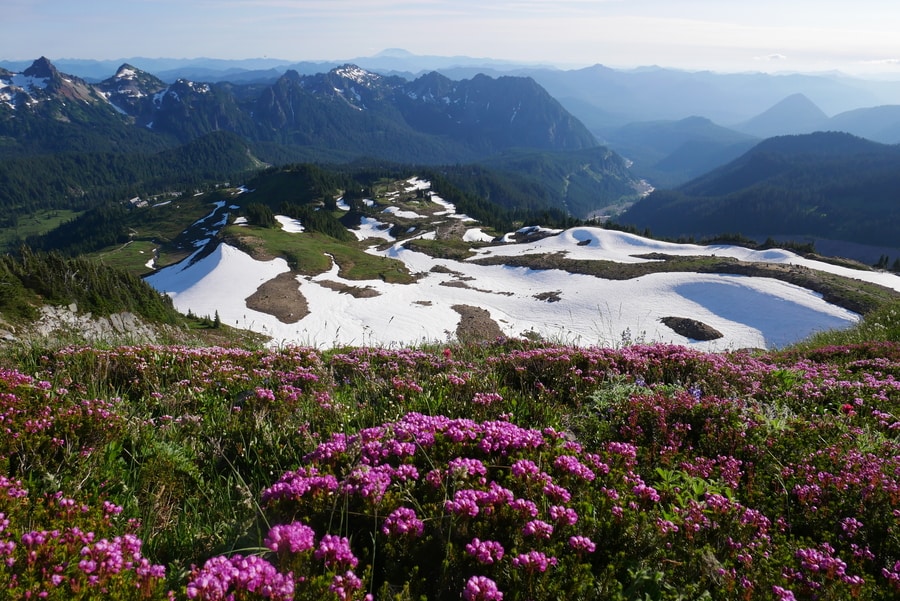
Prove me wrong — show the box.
[383,206,426,219]
[464,228,497,243]
[145,180,900,351]
[275,215,304,233]
[352,217,395,242]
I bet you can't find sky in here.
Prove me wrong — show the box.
[6,0,900,76]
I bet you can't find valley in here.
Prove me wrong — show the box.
[2,54,900,350]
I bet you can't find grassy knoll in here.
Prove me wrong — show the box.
[223,225,414,284]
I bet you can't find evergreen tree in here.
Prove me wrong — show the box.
[245,203,277,228]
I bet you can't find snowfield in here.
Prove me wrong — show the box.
[146,179,900,351]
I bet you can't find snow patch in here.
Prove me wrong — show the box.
[464,228,497,243]
[383,206,426,219]
[146,233,866,351]
[275,215,304,233]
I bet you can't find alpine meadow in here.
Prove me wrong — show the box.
[2,41,900,601]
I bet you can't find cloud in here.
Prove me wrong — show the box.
[754,53,788,61]
[861,58,900,65]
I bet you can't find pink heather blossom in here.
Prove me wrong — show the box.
[315,534,359,569]
[255,387,276,401]
[772,586,796,600]
[554,455,595,481]
[265,522,316,554]
[339,464,393,502]
[445,489,481,517]
[448,457,488,479]
[382,507,425,538]
[511,550,558,573]
[510,459,540,479]
[507,498,539,518]
[330,570,363,599]
[542,482,571,503]
[186,554,293,601]
[472,392,503,406]
[465,538,505,565]
[632,483,661,503]
[463,575,503,601]
[568,536,596,553]
[522,519,554,539]
[549,505,578,526]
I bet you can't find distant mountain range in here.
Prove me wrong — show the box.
[0,57,597,164]
[4,53,900,261]
[9,52,900,181]
[8,50,900,126]
[0,57,647,224]
[619,131,900,258]
[730,93,900,144]
[593,92,900,187]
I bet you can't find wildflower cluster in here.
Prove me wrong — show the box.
[3,338,900,599]
[0,478,167,599]
[259,413,611,599]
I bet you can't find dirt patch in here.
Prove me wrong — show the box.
[245,271,309,323]
[441,280,472,289]
[534,291,562,302]
[452,304,505,343]
[660,316,723,341]
[317,280,381,298]
[430,265,474,280]
[440,280,514,296]
[435,220,469,241]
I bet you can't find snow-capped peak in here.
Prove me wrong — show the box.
[334,64,381,87]
[115,65,139,80]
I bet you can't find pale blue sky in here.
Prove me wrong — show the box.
[6,0,900,75]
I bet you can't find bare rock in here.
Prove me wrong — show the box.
[452,304,505,343]
[660,316,723,341]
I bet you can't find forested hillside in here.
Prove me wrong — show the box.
[0,247,181,323]
[0,131,260,216]
[619,132,900,248]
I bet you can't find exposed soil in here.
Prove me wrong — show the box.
[534,291,562,302]
[316,280,381,298]
[245,271,309,324]
[441,280,472,289]
[434,219,469,241]
[440,280,514,296]
[452,304,505,343]
[430,265,474,280]
[660,316,723,341]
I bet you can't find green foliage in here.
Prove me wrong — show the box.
[0,131,259,230]
[0,247,181,323]
[244,202,277,228]
[280,202,354,241]
[0,337,898,597]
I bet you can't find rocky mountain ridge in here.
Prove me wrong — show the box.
[1,57,598,164]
